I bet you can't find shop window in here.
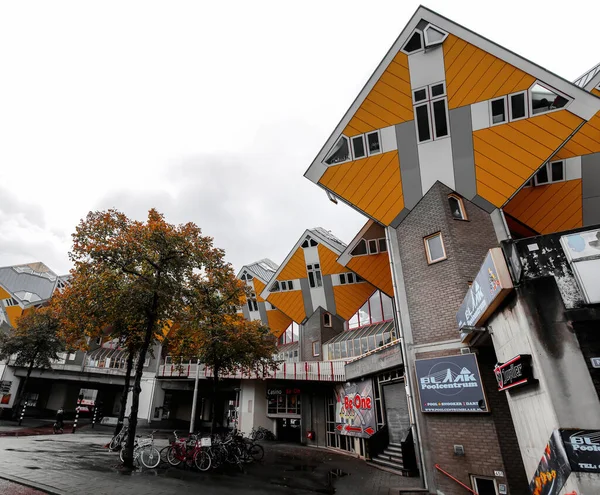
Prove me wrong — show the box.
[350,239,368,256]
[448,194,467,220]
[323,312,332,328]
[530,82,569,115]
[509,91,527,120]
[402,31,423,54]
[414,83,449,143]
[366,131,381,155]
[324,136,351,165]
[490,97,507,125]
[351,135,366,160]
[534,161,565,185]
[307,264,323,288]
[424,232,447,264]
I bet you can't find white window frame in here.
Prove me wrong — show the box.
[424,232,447,264]
[528,80,572,117]
[489,96,508,126]
[400,29,424,55]
[3,297,19,307]
[323,135,352,166]
[423,24,448,47]
[323,312,332,328]
[367,239,379,255]
[366,130,382,156]
[534,160,566,186]
[414,82,450,144]
[508,90,528,122]
[470,475,499,495]
[307,264,323,288]
[351,134,367,160]
[312,341,321,357]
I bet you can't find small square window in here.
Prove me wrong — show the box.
[339,274,346,285]
[491,97,507,124]
[510,92,527,120]
[378,238,387,252]
[535,165,549,185]
[448,195,467,220]
[312,341,321,357]
[347,273,355,284]
[413,88,427,102]
[424,233,447,264]
[431,83,445,97]
[352,135,366,160]
[323,313,332,328]
[551,161,564,182]
[366,132,381,155]
[368,239,378,254]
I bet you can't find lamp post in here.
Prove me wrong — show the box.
[189,359,200,434]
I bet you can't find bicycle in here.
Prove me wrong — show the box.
[119,430,160,469]
[109,425,129,451]
[232,431,264,463]
[165,431,211,472]
[250,426,274,441]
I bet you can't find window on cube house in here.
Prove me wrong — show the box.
[351,239,368,256]
[307,264,323,288]
[325,136,351,165]
[414,82,449,143]
[323,312,332,327]
[402,31,423,53]
[448,194,467,220]
[530,83,569,115]
[510,92,527,120]
[490,97,507,124]
[352,135,366,159]
[535,161,565,185]
[424,233,446,264]
[346,290,394,330]
[366,131,381,155]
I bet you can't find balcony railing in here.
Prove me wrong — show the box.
[158,360,346,382]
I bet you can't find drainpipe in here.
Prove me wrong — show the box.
[385,226,428,491]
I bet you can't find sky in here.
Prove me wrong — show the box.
[0,0,598,275]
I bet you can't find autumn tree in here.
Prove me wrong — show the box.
[52,266,146,436]
[0,307,64,421]
[62,209,219,468]
[169,261,277,433]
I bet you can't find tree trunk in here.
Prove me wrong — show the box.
[114,347,135,437]
[210,366,219,434]
[122,295,158,468]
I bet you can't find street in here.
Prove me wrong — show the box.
[0,429,418,495]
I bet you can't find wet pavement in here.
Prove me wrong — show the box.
[0,479,46,494]
[0,433,420,494]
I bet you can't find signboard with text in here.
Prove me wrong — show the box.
[415,354,488,413]
[334,380,376,438]
[494,354,536,392]
[456,248,513,337]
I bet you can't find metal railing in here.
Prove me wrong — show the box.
[158,360,346,382]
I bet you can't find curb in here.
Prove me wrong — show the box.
[0,472,67,495]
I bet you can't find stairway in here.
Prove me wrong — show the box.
[369,443,416,476]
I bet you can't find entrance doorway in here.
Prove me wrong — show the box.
[276,418,301,442]
[471,476,498,495]
[382,380,410,443]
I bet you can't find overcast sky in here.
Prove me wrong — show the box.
[0,0,597,275]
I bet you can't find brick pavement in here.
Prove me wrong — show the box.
[0,433,421,495]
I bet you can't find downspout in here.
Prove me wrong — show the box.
[385,226,428,491]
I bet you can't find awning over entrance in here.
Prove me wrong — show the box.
[323,320,395,361]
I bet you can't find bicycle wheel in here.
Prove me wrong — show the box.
[109,434,121,451]
[120,447,139,466]
[249,444,264,462]
[159,446,171,465]
[166,446,182,467]
[194,449,212,472]
[140,446,161,469]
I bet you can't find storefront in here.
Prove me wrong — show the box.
[266,383,302,442]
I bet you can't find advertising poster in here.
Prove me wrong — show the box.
[415,354,488,413]
[559,429,600,473]
[529,430,571,495]
[334,380,377,438]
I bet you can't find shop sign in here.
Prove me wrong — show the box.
[415,354,488,413]
[334,380,376,438]
[456,248,513,334]
[494,354,536,392]
[560,429,600,473]
[267,387,300,397]
[0,380,12,395]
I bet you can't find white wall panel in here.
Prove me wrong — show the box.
[471,101,490,131]
[417,138,455,194]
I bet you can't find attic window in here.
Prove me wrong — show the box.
[269,281,280,292]
[490,97,507,124]
[448,194,467,220]
[402,31,423,54]
[352,135,366,160]
[301,237,318,248]
[534,161,565,185]
[3,297,18,307]
[423,24,448,47]
[323,312,332,328]
[510,92,527,120]
[530,83,569,115]
[325,136,351,165]
[350,239,368,256]
[366,131,381,155]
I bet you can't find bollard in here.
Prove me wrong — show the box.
[92,407,97,429]
[18,402,28,426]
[72,406,80,434]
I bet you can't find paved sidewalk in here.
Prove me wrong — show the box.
[0,433,420,494]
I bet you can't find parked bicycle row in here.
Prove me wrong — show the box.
[108,427,265,472]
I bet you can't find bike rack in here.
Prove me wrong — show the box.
[434,464,477,494]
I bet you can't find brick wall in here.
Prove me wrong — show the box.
[394,182,528,494]
[395,182,498,346]
[300,308,343,361]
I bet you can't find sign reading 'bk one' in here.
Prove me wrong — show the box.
[334,380,377,438]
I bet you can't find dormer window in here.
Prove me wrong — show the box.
[324,136,351,165]
[301,236,318,248]
[530,82,569,115]
[402,30,423,54]
[3,297,18,307]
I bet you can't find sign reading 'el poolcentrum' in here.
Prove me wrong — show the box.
[456,248,513,338]
[415,354,488,413]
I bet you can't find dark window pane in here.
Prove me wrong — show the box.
[352,136,366,159]
[536,166,549,184]
[367,132,380,154]
[325,137,350,164]
[378,238,387,252]
[315,270,323,287]
[414,88,427,102]
[431,83,444,97]
[510,93,526,119]
[551,161,564,182]
[368,239,378,253]
[347,273,355,284]
[308,272,315,288]
[433,99,448,137]
[426,234,445,262]
[403,32,422,53]
[287,280,294,290]
[415,104,431,142]
[448,196,463,219]
[351,239,367,256]
[339,274,346,284]
[491,98,506,124]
